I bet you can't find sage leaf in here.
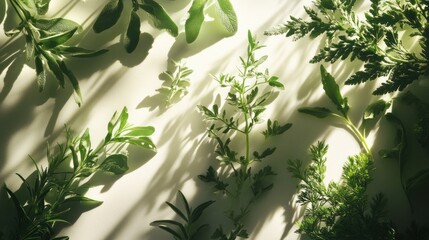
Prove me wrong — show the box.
[55,46,109,58]
[33,18,80,37]
[140,0,178,37]
[93,0,124,33]
[99,154,129,175]
[215,0,237,34]
[59,61,82,106]
[125,11,141,53]
[35,55,46,91]
[39,27,78,49]
[185,0,207,43]
[43,51,64,86]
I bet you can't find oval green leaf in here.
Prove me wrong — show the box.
[98,154,129,175]
[125,11,141,53]
[93,0,124,33]
[185,0,207,43]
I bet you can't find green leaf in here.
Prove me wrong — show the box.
[363,99,391,120]
[4,186,30,224]
[34,0,51,15]
[42,51,64,86]
[185,0,207,43]
[166,201,188,222]
[151,220,187,239]
[156,225,182,239]
[125,11,141,53]
[215,0,237,34]
[93,0,124,33]
[33,18,81,37]
[298,107,333,118]
[140,0,178,37]
[177,190,191,219]
[268,76,284,89]
[189,200,215,223]
[35,55,46,91]
[39,27,78,49]
[63,196,103,207]
[59,61,82,106]
[320,65,349,116]
[125,126,155,136]
[55,46,109,58]
[98,154,129,175]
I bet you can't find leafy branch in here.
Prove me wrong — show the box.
[1,107,156,240]
[265,0,429,95]
[93,0,178,53]
[157,60,193,108]
[151,190,214,240]
[287,141,397,239]
[298,65,391,157]
[197,31,291,239]
[5,0,108,106]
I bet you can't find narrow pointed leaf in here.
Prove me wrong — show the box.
[190,200,215,223]
[59,61,82,106]
[177,190,191,219]
[39,28,78,49]
[152,220,188,238]
[63,195,103,207]
[33,18,80,36]
[43,52,64,86]
[165,201,188,222]
[298,107,333,118]
[35,55,46,91]
[157,225,182,239]
[320,65,348,115]
[55,46,108,58]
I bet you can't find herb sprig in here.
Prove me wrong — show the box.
[287,141,397,239]
[157,60,193,108]
[151,190,214,240]
[5,0,108,106]
[1,107,156,240]
[197,31,291,239]
[266,0,429,95]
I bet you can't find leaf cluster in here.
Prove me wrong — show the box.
[287,141,397,240]
[185,0,237,43]
[299,65,390,155]
[1,107,156,240]
[266,0,429,95]
[157,60,193,108]
[197,31,290,239]
[151,190,214,240]
[5,0,107,106]
[93,0,178,53]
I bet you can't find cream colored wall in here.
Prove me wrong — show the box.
[0,0,427,239]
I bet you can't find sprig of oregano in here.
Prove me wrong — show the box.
[287,141,397,239]
[5,0,108,106]
[265,0,429,95]
[1,107,156,240]
[151,190,214,240]
[197,30,291,239]
[93,0,178,53]
[157,60,193,108]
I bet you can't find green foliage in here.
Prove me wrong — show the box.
[4,0,107,106]
[287,141,397,240]
[299,65,390,155]
[93,0,178,53]
[185,0,237,43]
[1,107,156,240]
[157,60,193,108]
[151,190,214,240]
[197,30,291,239]
[265,0,429,95]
